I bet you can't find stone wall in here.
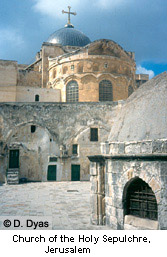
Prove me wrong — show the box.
[0,60,17,102]
[48,40,136,102]
[89,139,167,230]
[0,101,121,183]
[17,70,42,88]
[16,86,61,102]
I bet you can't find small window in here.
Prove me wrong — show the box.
[49,157,57,162]
[31,125,36,133]
[90,128,98,142]
[71,65,74,71]
[72,144,78,155]
[104,63,108,68]
[35,95,39,102]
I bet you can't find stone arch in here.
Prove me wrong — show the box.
[4,123,60,182]
[81,74,97,84]
[3,121,58,150]
[122,176,158,220]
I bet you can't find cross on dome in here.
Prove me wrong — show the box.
[62,6,77,28]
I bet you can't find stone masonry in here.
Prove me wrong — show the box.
[89,139,167,230]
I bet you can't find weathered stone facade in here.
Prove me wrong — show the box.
[88,73,167,230]
[0,101,122,184]
[89,139,167,230]
[48,40,138,102]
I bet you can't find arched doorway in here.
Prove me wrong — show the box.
[123,177,158,220]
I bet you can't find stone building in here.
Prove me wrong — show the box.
[89,73,167,230]
[0,7,149,185]
[1,6,166,230]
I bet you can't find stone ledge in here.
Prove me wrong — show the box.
[124,215,159,230]
[109,139,167,155]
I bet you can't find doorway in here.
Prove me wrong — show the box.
[9,150,19,169]
[47,165,57,181]
[71,165,80,181]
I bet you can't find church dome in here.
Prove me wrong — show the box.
[47,24,91,47]
[108,72,167,142]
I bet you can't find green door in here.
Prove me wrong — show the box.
[47,165,57,181]
[9,150,19,169]
[71,165,80,181]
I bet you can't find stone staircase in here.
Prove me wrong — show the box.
[6,169,19,184]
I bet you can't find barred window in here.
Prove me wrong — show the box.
[128,85,134,96]
[90,128,98,142]
[99,80,113,101]
[66,80,79,102]
[125,178,158,220]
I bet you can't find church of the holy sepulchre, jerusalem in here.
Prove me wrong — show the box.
[0,7,167,230]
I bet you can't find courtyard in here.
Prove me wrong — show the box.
[0,181,108,230]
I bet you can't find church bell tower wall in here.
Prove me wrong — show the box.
[41,43,65,88]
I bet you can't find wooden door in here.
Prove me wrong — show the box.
[47,165,57,181]
[9,150,19,169]
[71,165,80,181]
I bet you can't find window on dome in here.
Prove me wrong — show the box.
[71,65,74,71]
[99,80,113,101]
[66,80,79,102]
[104,63,108,69]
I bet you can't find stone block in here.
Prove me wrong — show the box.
[100,142,109,154]
[140,141,152,154]
[109,215,118,229]
[90,162,97,176]
[149,177,161,193]
[125,142,141,154]
[152,140,163,153]
[124,215,159,230]
[118,143,125,154]
[161,140,167,153]
[109,143,119,154]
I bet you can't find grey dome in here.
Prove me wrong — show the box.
[47,25,91,47]
[108,72,167,142]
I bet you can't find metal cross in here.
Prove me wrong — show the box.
[62,6,77,25]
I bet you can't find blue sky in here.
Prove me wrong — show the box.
[0,0,167,78]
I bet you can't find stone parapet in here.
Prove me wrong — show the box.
[109,139,167,155]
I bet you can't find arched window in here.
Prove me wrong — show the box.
[99,80,113,101]
[123,178,158,220]
[128,85,134,97]
[35,94,39,102]
[66,80,79,102]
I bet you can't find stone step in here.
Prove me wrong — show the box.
[7,169,19,185]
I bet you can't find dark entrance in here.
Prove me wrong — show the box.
[71,165,80,181]
[47,165,57,181]
[123,177,158,220]
[9,150,19,169]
